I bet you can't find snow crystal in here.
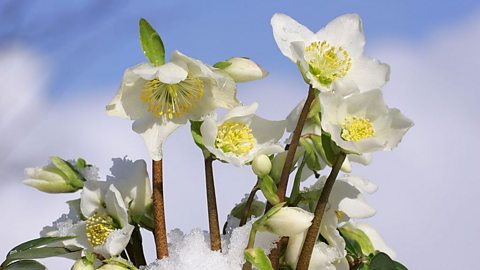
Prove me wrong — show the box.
[143,220,279,270]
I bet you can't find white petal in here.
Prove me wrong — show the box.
[209,70,240,109]
[223,103,258,122]
[104,185,129,227]
[81,181,109,217]
[355,223,396,259]
[222,57,268,83]
[200,114,219,151]
[250,115,286,144]
[107,158,152,217]
[316,14,365,58]
[342,175,378,194]
[131,63,159,80]
[286,232,306,269]
[384,108,414,150]
[349,57,390,91]
[347,153,372,165]
[286,98,306,132]
[132,115,184,161]
[271,13,314,62]
[320,210,346,256]
[265,207,313,236]
[156,61,188,84]
[330,178,376,219]
[95,224,134,258]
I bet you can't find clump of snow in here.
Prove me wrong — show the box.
[143,221,279,270]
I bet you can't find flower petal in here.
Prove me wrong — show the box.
[349,57,390,91]
[156,61,188,84]
[94,224,134,258]
[250,115,286,144]
[104,185,129,227]
[132,115,184,161]
[315,14,365,59]
[80,181,109,217]
[271,13,314,62]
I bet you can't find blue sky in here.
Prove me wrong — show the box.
[2,0,478,97]
[1,1,480,269]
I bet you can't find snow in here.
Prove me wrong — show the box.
[143,220,279,270]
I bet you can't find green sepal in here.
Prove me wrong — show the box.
[190,120,208,154]
[259,175,280,205]
[3,260,46,270]
[231,200,265,220]
[299,138,322,171]
[244,248,273,270]
[318,132,341,166]
[103,257,139,270]
[358,263,370,270]
[213,61,232,69]
[76,158,87,169]
[306,96,320,119]
[394,261,408,270]
[339,224,375,256]
[369,252,397,270]
[50,156,85,188]
[139,18,165,66]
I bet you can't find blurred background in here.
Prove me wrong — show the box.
[1,0,479,269]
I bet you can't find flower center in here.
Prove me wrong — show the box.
[341,116,375,142]
[305,41,352,86]
[215,121,256,156]
[86,213,116,247]
[140,74,204,119]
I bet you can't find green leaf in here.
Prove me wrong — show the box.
[358,263,370,270]
[310,134,330,166]
[50,156,85,188]
[342,231,364,257]
[369,252,397,270]
[139,18,165,66]
[9,236,75,254]
[306,96,320,119]
[213,61,232,69]
[394,261,408,270]
[231,200,265,219]
[4,247,80,266]
[244,248,273,270]
[299,138,322,171]
[339,224,375,256]
[259,175,280,205]
[190,120,207,152]
[4,260,46,270]
[320,132,340,165]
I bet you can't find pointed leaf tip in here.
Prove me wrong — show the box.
[139,18,165,66]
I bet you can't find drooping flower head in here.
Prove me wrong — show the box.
[271,13,390,94]
[107,51,239,160]
[200,103,285,167]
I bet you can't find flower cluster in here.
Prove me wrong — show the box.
[3,13,412,270]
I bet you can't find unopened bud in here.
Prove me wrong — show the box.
[259,207,313,237]
[71,258,94,270]
[252,154,272,177]
[215,57,268,82]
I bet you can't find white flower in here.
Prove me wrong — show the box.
[43,182,134,258]
[286,98,373,172]
[260,207,313,236]
[106,158,152,223]
[200,103,285,166]
[271,13,389,94]
[320,89,413,154]
[106,51,239,160]
[217,57,268,82]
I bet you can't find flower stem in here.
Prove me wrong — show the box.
[242,226,258,270]
[276,86,315,202]
[205,155,222,251]
[152,159,168,259]
[239,180,260,226]
[126,225,147,267]
[295,152,347,270]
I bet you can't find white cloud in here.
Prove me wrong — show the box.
[1,10,479,269]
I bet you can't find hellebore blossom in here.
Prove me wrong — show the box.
[258,207,313,237]
[23,157,96,193]
[271,13,389,94]
[320,89,414,154]
[106,51,239,160]
[42,182,134,258]
[214,57,268,82]
[200,103,285,167]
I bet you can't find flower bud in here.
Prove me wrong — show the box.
[98,257,137,270]
[252,154,272,177]
[71,258,94,270]
[23,156,86,193]
[216,57,268,82]
[260,207,313,236]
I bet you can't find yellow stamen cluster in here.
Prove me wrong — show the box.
[305,41,352,86]
[86,213,116,247]
[341,116,375,142]
[140,74,204,119]
[215,121,256,156]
